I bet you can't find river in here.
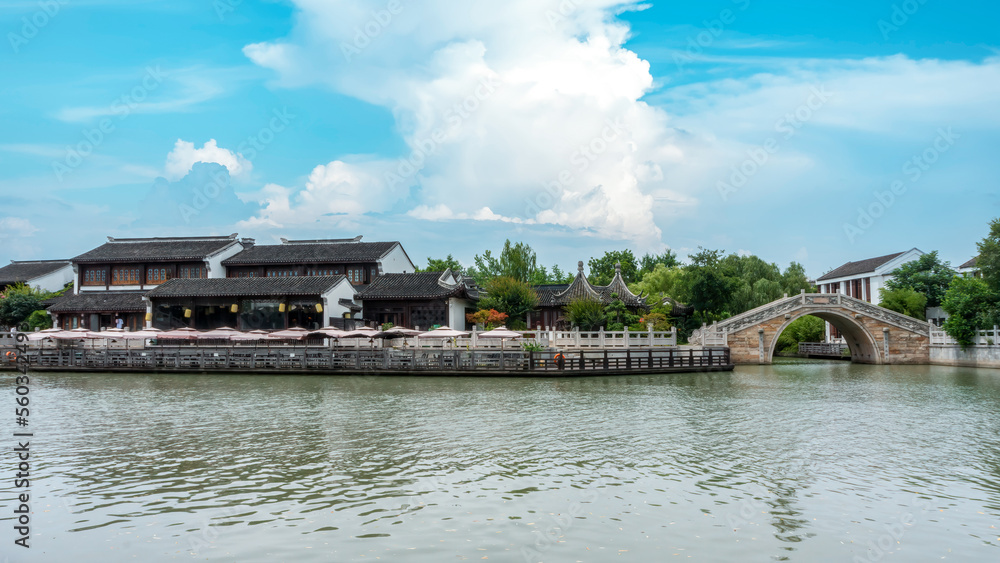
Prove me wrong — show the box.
[2,360,999,562]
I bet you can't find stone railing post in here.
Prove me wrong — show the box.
[800,288,806,305]
[574,327,580,347]
[701,323,707,347]
[623,326,629,348]
[648,322,654,347]
[599,326,606,347]
[471,326,479,348]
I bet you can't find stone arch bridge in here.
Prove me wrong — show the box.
[691,292,931,365]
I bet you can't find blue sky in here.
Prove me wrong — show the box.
[1,0,998,277]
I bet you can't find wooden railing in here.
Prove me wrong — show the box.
[3,346,731,374]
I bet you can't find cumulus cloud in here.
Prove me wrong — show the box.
[243,0,678,248]
[165,139,252,181]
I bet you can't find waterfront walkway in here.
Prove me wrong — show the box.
[3,346,732,376]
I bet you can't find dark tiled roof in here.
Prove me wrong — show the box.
[959,256,978,269]
[47,292,146,313]
[534,285,569,307]
[146,276,348,298]
[73,236,239,264]
[817,252,905,281]
[531,264,645,308]
[357,272,473,300]
[0,260,71,285]
[222,241,399,265]
[339,298,362,312]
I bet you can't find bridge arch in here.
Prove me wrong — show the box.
[695,293,931,365]
[766,310,881,364]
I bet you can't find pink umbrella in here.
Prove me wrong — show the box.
[231,330,270,341]
[311,327,348,338]
[159,327,201,340]
[27,328,63,342]
[196,327,241,340]
[121,328,163,339]
[267,327,311,340]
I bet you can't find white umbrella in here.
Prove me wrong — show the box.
[417,326,470,338]
[477,326,522,351]
[311,327,348,338]
[121,328,163,339]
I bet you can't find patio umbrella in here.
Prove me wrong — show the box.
[311,327,348,339]
[376,327,421,338]
[267,327,311,340]
[159,327,201,340]
[338,327,380,349]
[196,327,241,340]
[27,328,63,341]
[121,328,163,339]
[417,326,470,338]
[477,326,522,351]
[230,330,270,341]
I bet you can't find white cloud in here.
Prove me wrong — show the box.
[243,0,675,249]
[165,139,251,181]
[0,217,39,238]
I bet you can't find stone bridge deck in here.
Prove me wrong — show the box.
[692,292,932,365]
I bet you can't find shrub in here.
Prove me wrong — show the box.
[564,298,607,331]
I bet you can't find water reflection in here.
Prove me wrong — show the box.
[1,363,999,561]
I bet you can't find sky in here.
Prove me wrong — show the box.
[1,0,998,278]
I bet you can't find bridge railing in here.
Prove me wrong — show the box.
[798,342,849,356]
[930,326,1000,346]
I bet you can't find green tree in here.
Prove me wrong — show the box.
[24,310,53,331]
[638,250,679,278]
[977,217,1000,290]
[879,288,928,320]
[587,250,638,286]
[942,277,1000,348]
[477,276,538,330]
[605,294,640,331]
[471,240,538,284]
[0,283,46,328]
[781,262,814,295]
[884,251,955,307]
[416,254,463,273]
[564,298,607,331]
[774,316,826,355]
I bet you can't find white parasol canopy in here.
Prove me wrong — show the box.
[231,330,270,341]
[159,327,201,340]
[196,327,241,340]
[477,326,522,339]
[267,327,311,340]
[26,328,63,341]
[418,326,470,338]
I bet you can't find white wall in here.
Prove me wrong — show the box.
[321,277,357,322]
[448,298,473,330]
[930,345,1000,369]
[27,264,74,293]
[379,244,416,274]
[206,241,245,278]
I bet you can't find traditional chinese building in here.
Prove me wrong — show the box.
[221,236,415,285]
[145,276,357,331]
[957,256,980,278]
[528,261,646,329]
[0,259,73,293]
[48,234,245,331]
[356,269,479,330]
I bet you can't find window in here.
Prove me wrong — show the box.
[83,268,107,286]
[347,267,363,283]
[111,266,140,285]
[179,266,205,279]
[147,268,170,284]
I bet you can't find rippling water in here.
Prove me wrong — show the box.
[2,361,999,562]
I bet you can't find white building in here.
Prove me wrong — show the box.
[815,248,925,340]
[957,256,980,278]
[0,259,74,294]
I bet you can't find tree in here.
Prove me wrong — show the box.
[477,277,538,330]
[605,294,640,331]
[25,310,53,331]
[879,288,928,321]
[471,240,538,285]
[781,262,813,295]
[417,254,463,273]
[630,264,684,299]
[884,251,955,307]
[587,250,638,286]
[942,277,1000,348]
[466,309,509,330]
[977,217,1000,290]
[0,283,46,328]
[774,316,826,355]
[563,298,607,331]
[638,250,678,278]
